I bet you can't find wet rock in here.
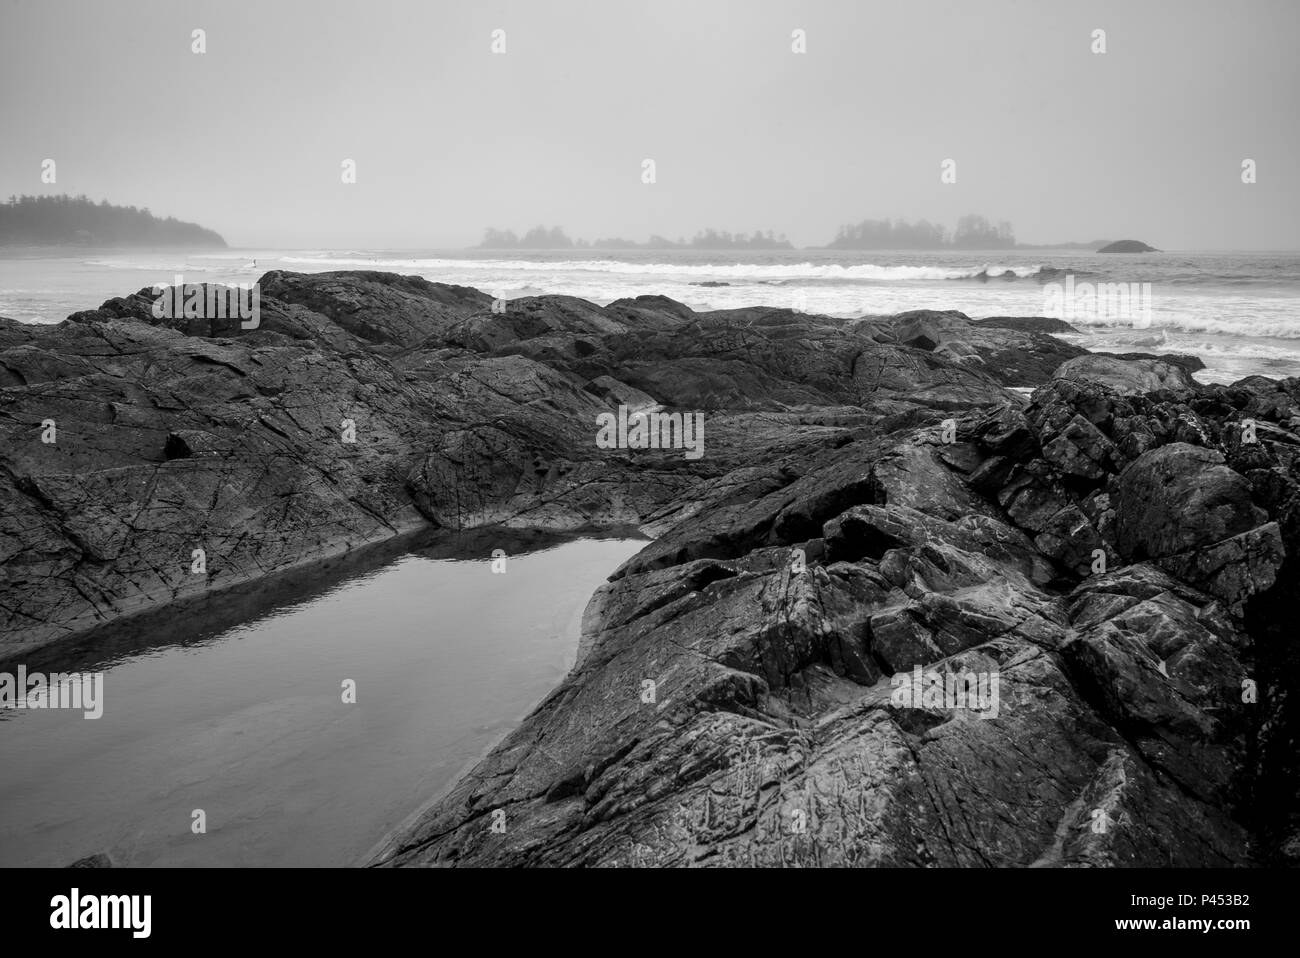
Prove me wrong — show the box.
[883,309,1087,387]
[1157,523,1284,607]
[257,270,491,349]
[1063,564,1253,804]
[0,279,1033,657]
[1114,444,1267,560]
[583,375,657,412]
[365,340,1291,868]
[974,316,1078,334]
[66,853,115,868]
[3,271,1293,868]
[1094,351,1206,375]
[1053,354,1198,395]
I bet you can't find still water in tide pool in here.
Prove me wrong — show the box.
[0,536,643,867]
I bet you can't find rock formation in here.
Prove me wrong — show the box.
[1,271,1295,866]
[0,275,1072,654]
[370,370,1299,867]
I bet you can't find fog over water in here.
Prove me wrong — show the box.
[1,0,1297,250]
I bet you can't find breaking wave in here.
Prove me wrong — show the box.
[278,254,1070,282]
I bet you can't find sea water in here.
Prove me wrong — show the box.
[3,246,1300,383]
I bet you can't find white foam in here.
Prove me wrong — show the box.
[277,255,1042,282]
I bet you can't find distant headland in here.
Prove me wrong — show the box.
[0,194,226,248]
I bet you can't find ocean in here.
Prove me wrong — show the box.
[3,247,1300,385]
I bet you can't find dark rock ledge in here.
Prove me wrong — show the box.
[1,271,1296,865]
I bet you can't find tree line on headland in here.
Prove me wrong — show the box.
[0,195,226,248]
[478,226,794,251]
[827,214,1015,250]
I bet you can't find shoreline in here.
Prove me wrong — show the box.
[1,519,429,673]
[0,278,1262,659]
[0,516,431,670]
[2,515,654,671]
[3,271,1297,866]
[0,272,1088,657]
[7,248,1300,389]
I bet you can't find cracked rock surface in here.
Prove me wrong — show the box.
[369,351,1299,868]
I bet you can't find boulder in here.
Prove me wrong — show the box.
[1113,444,1266,560]
[1053,354,1197,395]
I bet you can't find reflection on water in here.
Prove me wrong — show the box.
[0,529,644,867]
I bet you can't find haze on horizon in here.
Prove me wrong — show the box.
[1,0,1297,251]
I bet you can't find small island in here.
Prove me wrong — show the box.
[1097,239,1158,253]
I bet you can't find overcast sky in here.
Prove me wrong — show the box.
[2,0,1296,249]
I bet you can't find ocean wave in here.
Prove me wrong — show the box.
[278,255,1065,282]
[1051,310,1300,340]
[81,259,221,272]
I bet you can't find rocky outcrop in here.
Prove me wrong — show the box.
[974,316,1078,334]
[1111,443,1283,604]
[368,354,1299,868]
[4,274,1297,867]
[1053,354,1197,395]
[1094,351,1206,376]
[861,309,1088,387]
[0,277,1031,658]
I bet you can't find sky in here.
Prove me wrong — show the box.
[1,0,1297,250]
